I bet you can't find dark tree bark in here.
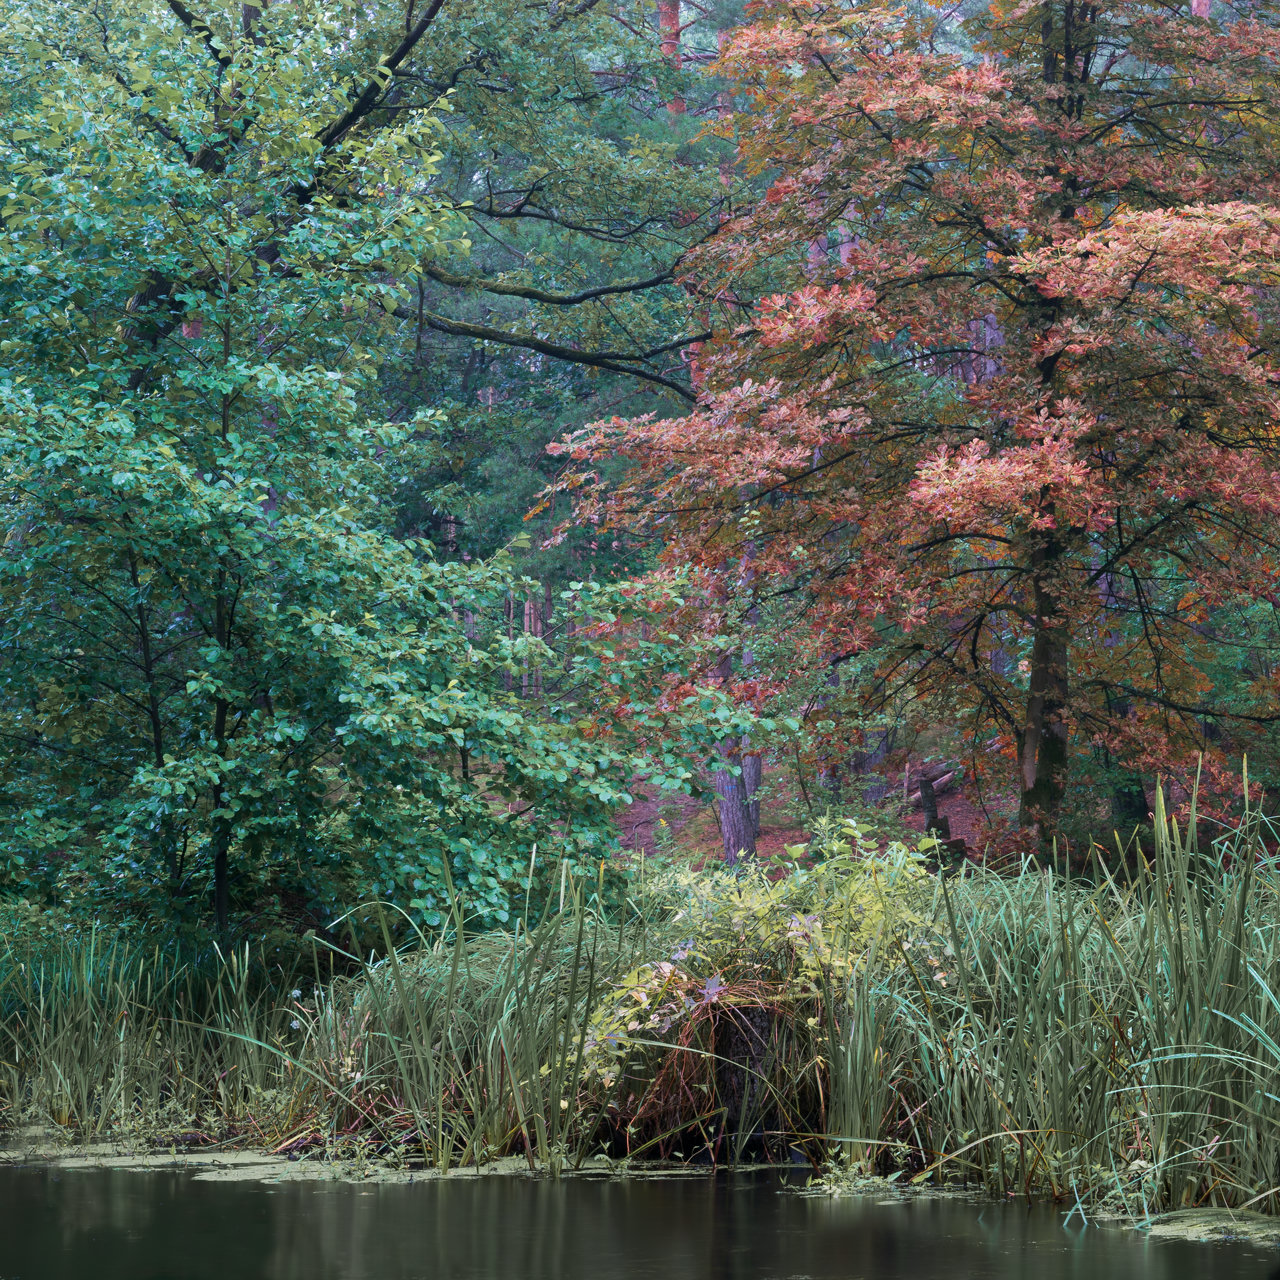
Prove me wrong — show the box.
[742,743,761,840]
[714,739,757,865]
[213,816,231,940]
[919,771,941,835]
[1018,557,1070,846]
[712,626,759,864]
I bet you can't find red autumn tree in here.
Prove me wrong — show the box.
[555,0,1280,848]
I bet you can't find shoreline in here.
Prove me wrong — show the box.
[0,1129,732,1185]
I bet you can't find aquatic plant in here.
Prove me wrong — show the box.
[7,797,1280,1219]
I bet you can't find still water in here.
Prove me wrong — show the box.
[0,1167,1276,1280]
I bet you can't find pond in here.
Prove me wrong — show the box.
[0,1166,1276,1280]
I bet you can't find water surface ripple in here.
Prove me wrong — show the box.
[0,1167,1275,1280]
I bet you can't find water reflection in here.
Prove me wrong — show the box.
[0,1167,1275,1280]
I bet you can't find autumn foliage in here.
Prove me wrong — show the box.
[554,0,1280,847]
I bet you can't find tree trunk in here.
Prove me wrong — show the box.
[503,592,513,692]
[919,771,941,834]
[713,740,756,865]
[813,657,844,801]
[212,682,232,940]
[1097,573,1148,842]
[850,724,892,806]
[714,1004,774,1160]
[213,815,230,940]
[1018,570,1069,849]
[658,1,685,114]
[128,553,180,892]
[742,743,761,840]
[522,594,531,697]
[740,593,762,840]
[712,641,757,863]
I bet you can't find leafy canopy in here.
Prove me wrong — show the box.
[558,0,1280,843]
[0,0,721,936]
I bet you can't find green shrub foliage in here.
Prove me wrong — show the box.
[0,3,665,934]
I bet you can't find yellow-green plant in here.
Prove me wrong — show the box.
[576,838,939,1161]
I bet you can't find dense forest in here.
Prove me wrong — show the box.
[0,0,754,940]
[5,0,1280,1214]
[4,0,1279,944]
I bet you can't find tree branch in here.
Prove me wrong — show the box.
[403,307,702,401]
[166,0,233,70]
[421,263,674,307]
[315,0,449,150]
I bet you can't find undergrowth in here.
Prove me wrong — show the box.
[5,796,1280,1220]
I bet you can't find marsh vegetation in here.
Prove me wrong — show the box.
[7,797,1280,1224]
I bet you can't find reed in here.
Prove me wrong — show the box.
[818,788,1280,1214]
[5,794,1280,1219]
[0,872,651,1167]
[0,930,302,1138]
[296,881,642,1172]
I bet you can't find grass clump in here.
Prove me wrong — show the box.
[0,925,300,1140]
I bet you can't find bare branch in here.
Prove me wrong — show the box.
[403,307,702,401]
[421,263,674,307]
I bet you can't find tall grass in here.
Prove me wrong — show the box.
[821,790,1280,1214]
[6,796,1280,1218]
[0,880,651,1168]
[0,932,301,1137]
[296,886,642,1173]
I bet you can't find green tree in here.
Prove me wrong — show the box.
[374,0,743,581]
[0,0,684,937]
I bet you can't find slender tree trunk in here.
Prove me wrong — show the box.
[737,554,763,839]
[658,0,685,114]
[712,654,756,863]
[129,553,178,891]
[1098,570,1148,838]
[814,658,843,801]
[533,589,544,697]
[1022,0,1084,846]
[212,372,235,937]
[213,583,232,940]
[522,594,532,696]
[853,726,892,806]
[919,772,942,834]
[213,814,231,940]
[212,686,231,941]
[1018,563,1069,848]
[717,29,733,190]
[563,589,576,670]
[742,742,761,841]
[503,592,513,692]
[713,743,756,866]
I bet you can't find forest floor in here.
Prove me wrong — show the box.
[617,777,811,866]
[618,760,990,865]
